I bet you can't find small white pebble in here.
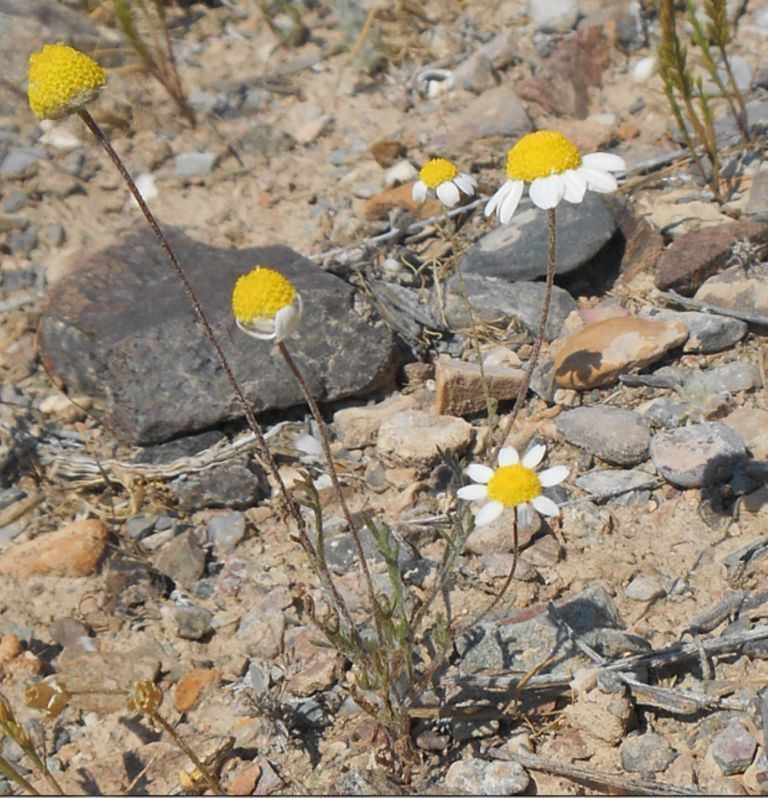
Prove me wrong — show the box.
[632,55,657,83]
[383,159,418,187]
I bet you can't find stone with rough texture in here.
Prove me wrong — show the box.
[620,733,677,773]
[723,408,768,459]
[444,758,530,796]
[174,667,219,712]
[434,355,525,416]
[284,627,343,695]
[442,274,577,342]
[655,221,768,296]
[377,410,473,466]
[38,227,395,445]
[565,687,633,746]
[638,306,747,353]
[711,721,758,776]
[333,393,416,449]
[171,462,264,512]
[694,262,768,317]
[460,192,616,283]
[553,316,688,390]
[575,469,657,499]
[516,26,610,118]
[529,0,578,33]
[152,529,206,589]
[556,406,651,466]
[0,519,107,578]
[650,422,747,488]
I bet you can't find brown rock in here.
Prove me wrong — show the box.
[655,220,768,296]
[516,26,610,118]
[333,393,416,448]
[564,687,633,745]
[434,355,525,417]
[377,410,473,466]
[152,529,206,589]
[0,519,108,578]
[604,195,666,281]
[228,761,262,796]
[553,316,688,389]
[284,627,343,695]
[694,262,768,316]
[370,139,406,168]
[722,408,768,459]
[363,183,440,221]
[174,667,219,712]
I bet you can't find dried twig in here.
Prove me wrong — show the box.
[659,289,768,326]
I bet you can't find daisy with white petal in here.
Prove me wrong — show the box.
[485,130,626,224]
[457,444,568,528]
[231,266,303,343]
[412,157,477,208]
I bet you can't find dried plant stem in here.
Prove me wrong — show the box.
[0,756,40,796]
[76,109,357,642]
[491,207,557,461]
[149,710,221,795]
[276,340,384,648]
[443,223,497,439]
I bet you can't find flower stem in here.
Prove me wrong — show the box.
[76,109,358,644]
[276,340,384,648]
[468,514,519,627]
[491,207,557,461]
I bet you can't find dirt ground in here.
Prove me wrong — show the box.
[2,0,768,794]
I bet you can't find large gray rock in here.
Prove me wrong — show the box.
[460,192,617,283]
[38,227,395,444]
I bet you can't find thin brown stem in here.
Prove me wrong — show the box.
[491,207,557,461]
[468,514,519,628]
[77,109,357,640]
[150,711,221,795]
[277,340,383,648]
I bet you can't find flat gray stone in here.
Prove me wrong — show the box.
[556,406,651,466]
[444,758,529,796]
[0,147,46,178]
[650,422,747,488]
[38,227,395,444]
[456,584,623,673]
[459,192,617,283]
[171,462,265,512]
[441,274,577,342]
[173,151,219,177]
[575,468,657,499]
[620,733,677,773]
[711,721,757,776]
[638,307,747,353]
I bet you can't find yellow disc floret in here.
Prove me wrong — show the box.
[419,158,459,189]
[487,464,541,507]
[505,130,582,183]
[28,43,106,120]
[232,266,297,324]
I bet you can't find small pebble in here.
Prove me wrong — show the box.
[173,151,219,177]
[444,757,530,795]
[625,573,667,601]
[207,511,246,552]
[556,406,651,466]
[620,732,677,773]
[711,721,757,776]
[174,605,213,641]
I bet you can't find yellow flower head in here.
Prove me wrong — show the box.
[485,129,626,223]
[418,158,459,189]
[505,130,582,183]
[232,266,303,342]
[457,445,569,528]
[28,43,106,120]
[412,157,477,208]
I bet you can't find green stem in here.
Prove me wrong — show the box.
[77,109,355,639]
[491,207,557,461]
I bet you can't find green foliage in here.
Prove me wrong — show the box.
[112,0,196,127]
[657,0,750,203]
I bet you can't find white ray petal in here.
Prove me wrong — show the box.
[579,166,618,193]
[562,169,587,203]
[475,500,504,527]
[532,495,560,517]
[412,181,428,202]
[529,174,565,209]
[498,180,524,223]
[436,180,460,207]
[582,152,626,173]
[453,173,477,195]
[457,484,488,501]
[466,463,494,484]
[522,444,546,470]
[485,181,513,217]
[538,465,569,487]
[498,446,519,467]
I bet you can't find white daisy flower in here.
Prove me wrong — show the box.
[231,266,303,343]
[485,130,627,224]
[457,444,569,528]
[412,157,477,208]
